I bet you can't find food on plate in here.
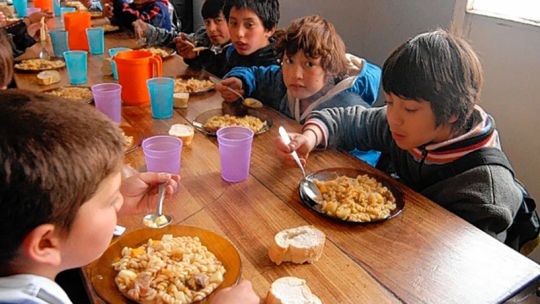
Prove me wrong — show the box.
[45,86,92,102]
[112,234,226,304]
[173,92,189,108]
[174,78,213,93]
[100,24,120,33]
[169,124,194,147]
[64,1,87,10]
[268,225,325,265]
[266,276,321,304]
[314,174,396,222]
[120,130,134,151]
[15,59,65,71]
[139,47,171,58]
[203,114,265,133]
[36,70,61,86]
[89,10,102,18]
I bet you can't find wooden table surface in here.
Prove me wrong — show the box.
[13,17,540,304]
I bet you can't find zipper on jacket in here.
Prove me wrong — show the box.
[418,147,428,180]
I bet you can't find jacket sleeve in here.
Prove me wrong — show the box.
[224,65,285,107]
[145,24,177,47]
[307,106,393,153]
[4,20,36,57]
[347,60,382,106]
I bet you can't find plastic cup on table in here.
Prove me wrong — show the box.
[26,7,42,15]
[60,7,76,24]
[34,0,53,14]
[216,126,254,183]
[86,27,104,55]
[49,30,69,58]
[91,83,122,124]
[108,47,131,80]
[13,0,27,17]
[142,135,182,174]
[63,50,88,85]
[53,0,61,16]
[147,77,174,119]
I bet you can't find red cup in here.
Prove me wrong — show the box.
[64,11,91,51]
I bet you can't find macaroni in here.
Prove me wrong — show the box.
[203,114,265,133]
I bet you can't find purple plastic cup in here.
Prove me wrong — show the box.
[91,83,122,124]
[216,126,254,182]
[142,136,182,174]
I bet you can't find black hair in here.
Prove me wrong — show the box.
[223,0,280,31]
[382,29,483,132]
[202,0,225,19]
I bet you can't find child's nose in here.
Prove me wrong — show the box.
[236,26,246,37]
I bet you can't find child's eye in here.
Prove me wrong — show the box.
[304,61,315,68]
[405,108,418,113]
[245,22,255,29]
[215,17,223,23]
[285,58,293,64]
[229,20,237,27]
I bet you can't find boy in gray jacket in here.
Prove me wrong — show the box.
[277,29,523,244]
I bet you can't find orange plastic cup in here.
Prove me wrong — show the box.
[114,50,163,105]
[34,0,54,13]
[64,11,91,51]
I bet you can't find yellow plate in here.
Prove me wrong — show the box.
[87,225,242,304]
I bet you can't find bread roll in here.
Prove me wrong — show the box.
[36,70,61,86]
[173,92,189,108]
[268,225,325,265]
[266,276,321,304]
[168,123,194,147]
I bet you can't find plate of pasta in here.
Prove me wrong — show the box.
[87,225,241,304]
[192,108,272,136]
[299,168,404,223]
[174,77,214,94]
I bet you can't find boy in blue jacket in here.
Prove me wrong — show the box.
[216,15,381,123]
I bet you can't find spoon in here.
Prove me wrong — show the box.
[143,183,172,228]
[278,126,322,204]
[38,17,50,60]
[209,76,263,109]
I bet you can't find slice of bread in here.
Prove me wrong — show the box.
[266,276,322,304]
[168,123,194,147]
[268,225,325,265]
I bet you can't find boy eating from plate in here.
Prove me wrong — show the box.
[0,90,259,303]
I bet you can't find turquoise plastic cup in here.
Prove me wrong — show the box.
[13,0,27,17]
[63,51,88,85]
[147,77,174,119]
[53,0,61,16]
[49,30,69,58]
[108,47,131,80]
[86,27,105,55]
[60,7,76,23]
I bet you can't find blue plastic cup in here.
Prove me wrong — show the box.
[63,51,88,85]
[108,47,131,80]
[60,7,76,24]
[86,27,104,55]
[147,77,174,119]
[13,0,27,17]
[53,0,61,16]
[49,30,69,58]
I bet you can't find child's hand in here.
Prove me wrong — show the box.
[119,172,180,215]
[215,77,244,102]
[132,19,148,40]
[103,2,114,19]
[275,131,316,167]
[210,280,259,304]
[81,0,92,8]
[174,33,197,59]
[24,11,52,25]
[0,12,7,27]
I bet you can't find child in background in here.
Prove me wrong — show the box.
[0,90,259,303]
[1,11,49,56]
[105,0,174,31]
[277,29,526,245]
[0,31,13,89]
[216,15,381,123]
[217,0,281,76]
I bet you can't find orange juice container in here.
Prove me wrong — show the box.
[114,50,163,105]
[64,11,91,51]
[34,0,54,14]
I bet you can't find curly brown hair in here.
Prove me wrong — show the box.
[276,15,348,77]
[0,30,13,89]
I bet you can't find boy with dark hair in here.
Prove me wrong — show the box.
[0,90,259,303]
[277,29,534,248]
[218,0,281,76]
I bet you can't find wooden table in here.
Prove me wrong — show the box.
[14,20,540,304]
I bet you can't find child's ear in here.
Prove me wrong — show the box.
[448,114,459,124]
[20,224,63,267]
[265,27,276,39]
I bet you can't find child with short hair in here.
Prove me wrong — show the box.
[106,0,174,31]
[218,0,281,76]
[0,90,259,303]
[216,15,381,123]
[278,29,526,245]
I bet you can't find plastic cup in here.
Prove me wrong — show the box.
[86,27,104,55]
[108,47,131,80]
[53,0,61,16]
[49,30,69,58]
[142,135,182,174]
[147,77,174,119]
[63,51,88,85]
[34,0,53,14]
[60,7,76,24]
[27,7,42,15]
[91,83,122,124]
[13,0,27,17]
[216,126,254,182]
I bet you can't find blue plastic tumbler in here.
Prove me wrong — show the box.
[13,0,27,17]
[49,30,69,58]
[147,77,174,119]
[108,47,131,80]
[86,27,104,55]
[63,51,88,85]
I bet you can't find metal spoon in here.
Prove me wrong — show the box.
[278,126,322,204]
[209,76,264,109]
[143,183,172,228]
[38,17,50,60]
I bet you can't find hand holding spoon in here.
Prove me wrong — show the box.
[143,183,172,228]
